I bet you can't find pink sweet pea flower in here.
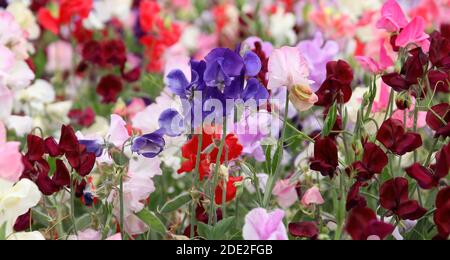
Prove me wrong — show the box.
[301,186,325,207]
[0,121,24,183]
[272,179,298,208]
[243,208,288,240]
[395,17,430,53]
[391,98,427,128]
[0,84,13,121]
[376,0,408,32]
[268,47,318,112]
[356,40,394,74]
[107,114,130,148]
[45,41,73,73]
[372,82,391,114]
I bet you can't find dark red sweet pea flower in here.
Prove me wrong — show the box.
[351,142,388,181]
[96,75,123,104]
[183,199,223,237]
[382,48,429,94]
[428,70,450,93]
[214,176,244,205]
[426,103,450,138]
[14,210,31,232]
[346,207,394,240]
[406,143,450,189]
[346,181,367,211]
[429,31,450,68]
[315,60,353,107]
[102,39,127,68]
[52,159,71,187]
[376,118,422,156]
[68,107,96,127]
[288,222,319,240]
[44,137,62,157]
[25,135,46,161]
[434,187,450,240]
[380,178,427,221]
[310,137,338,179]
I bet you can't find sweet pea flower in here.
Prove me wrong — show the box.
[301,186,325,207]
[269,8,296,46]
[0,10,29,60]
[0,178,42,239]
[268,47,318,112]
[7,2,41,40]
[356,40,394,74]
[243,208,288,240]
[0,84,13,121]
[376,0,409,32]
[0,122,24,183]
[298,32,339,91]
[68,228,122,240]
[109,156,162,235]
[395,17,430,52]
[45,41,73,72]
[272,179,298,209]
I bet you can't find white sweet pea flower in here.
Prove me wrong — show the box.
[0,178,42,239]
[269,8,297,46]
[6,2,40,40]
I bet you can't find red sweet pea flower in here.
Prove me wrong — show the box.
[178,127,243,180]
[382,48,429,93]
[428,70,449,93]
[346,207,395,240]
[289,222,319,240]
[346,181,367,211]
[426,103,450,138]
[68,107,96,127]
[37,0,93,35]
[380,178,427,221]
[139,0,161,32]
[310,137,338,179]
[351,142,388,181]
[434,187,450,240]
[82,39,127,69]
[315,60,354,107]
[376,118,422,155]
[429,31,450,68]
[96,75,123,104]
[406,143,450,189]
[214,176,244,205]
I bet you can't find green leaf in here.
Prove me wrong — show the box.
[136,209,167,235]
[31,208,53,226]
[197,222,213,239]
[111,149,130,166]
[211,217,235,239]
[159,192,192,214]
[141,74,164,99]
[323,102,337,137]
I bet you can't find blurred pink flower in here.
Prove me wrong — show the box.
[356,40,394,74]
[0,121,24,183]
[372,82,391,113]
[45,41,73,72]
[396,17,430,52]
[391,98,427,128]
[376,0,408,32]
[272,179,298,208]
[301,186,325,207]
[68,229,121,240]
[107,114,130,148]
[0,84,13,121]
[243,208,288,240]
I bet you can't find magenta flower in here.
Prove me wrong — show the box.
[376,0,408,32]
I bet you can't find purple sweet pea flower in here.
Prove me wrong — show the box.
[298,32,339,91]
[131,130,166,158]
[79,140,104,157]
[158,109,185,137]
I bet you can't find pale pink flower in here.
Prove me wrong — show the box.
[268,47,318,112]
[391,98,427,129]
[0,11,29,59]
[376,0,408,32]
[242,208,288,240]
[107,114,130,148]
[395,17,430,53]
[0,121,24,183]
[0,84,13,121]
[272,179,298,209]
[301,186,325,207]
[372,82,391,113]
[68,229,121,240]
[45,41,73,72]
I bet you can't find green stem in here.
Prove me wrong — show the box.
[119,168,125,240]
[208,119,228,225]
[190,134,203,238]
[263,90,290,208]
[70,174,78,237]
